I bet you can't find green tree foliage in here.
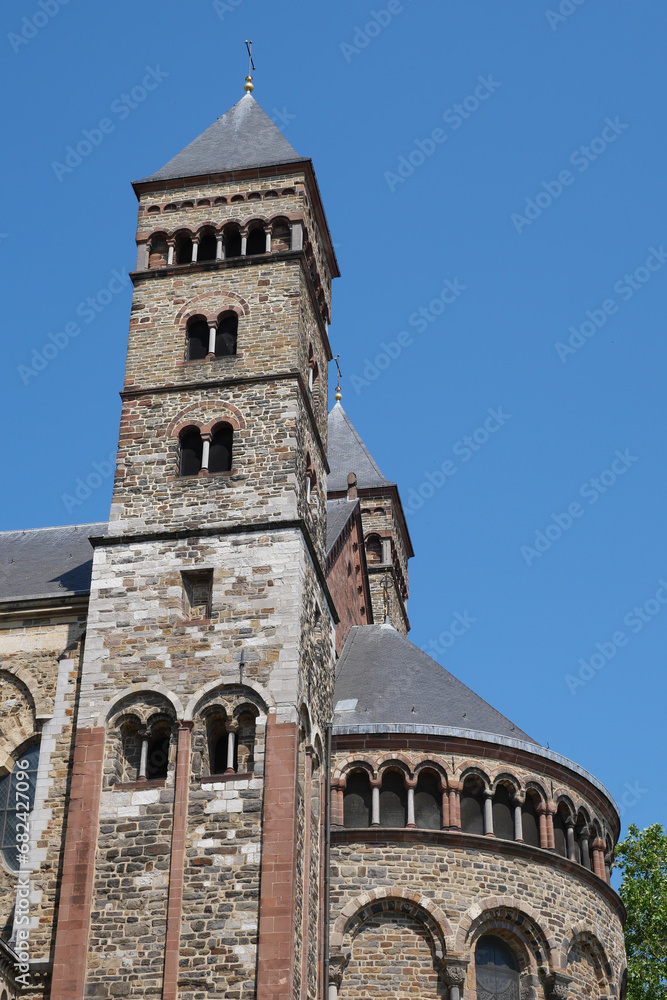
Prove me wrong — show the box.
[616,824,667,999]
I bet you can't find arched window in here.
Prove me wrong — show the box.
[198,231,217,261]
[492,785,515,841]
[180,428,203,477]
[554,806,568,858]
[246,226,266,256]
[187,318,210,361]
[475,936,520,1000]
[343,771,371,828]
[461,776,485,835]
[414,771,441,829]
[209,424,233,474]
[215,313,238,357]
[379,770,407,827]
[148,233,168,269]
[175,233,193,264]
[236,710,256,773]
[146,727,170,780]
[366,534,382,563]
[522,793,540,848]
[224,225,242,258]
[0,744,40,871]
[272,222,291,252]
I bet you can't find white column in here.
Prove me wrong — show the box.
[407,786,415,828]
[139,737,149,780]
[484,792,494,836]
[514,802,524,842]
[208,325,217,355]
[265,228,272,253]
[216,233,224,260]
[201,439,211,471]
[226,730,236,772]
[328,984,338,1000]
[191,240,199,262]
[167,243,175,265]
[371,784,380,826]
[241,234,248,256]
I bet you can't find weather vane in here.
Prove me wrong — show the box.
[334,354,343,402]
[244,40,255,93]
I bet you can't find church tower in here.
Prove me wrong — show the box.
[50,86,339,1000]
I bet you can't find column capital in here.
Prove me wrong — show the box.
[369,775,382,789]
[441,959,469,988]
[404,776,418,790]
[545,973,572,999]
[512,790,526,806]
[177,720,194,732]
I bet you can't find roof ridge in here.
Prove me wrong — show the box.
[0,521,108,537]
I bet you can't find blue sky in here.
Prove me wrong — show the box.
[1,0,665,853]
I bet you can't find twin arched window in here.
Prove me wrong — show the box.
[187,313,238,361]
[180,424,233,477]
[0,744,40,871]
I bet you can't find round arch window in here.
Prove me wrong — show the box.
[0,744,40,871]
[475,935,520,999]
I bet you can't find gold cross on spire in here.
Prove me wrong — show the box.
[244,40,255,93]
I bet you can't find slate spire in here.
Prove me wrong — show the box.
[138,94,306,183]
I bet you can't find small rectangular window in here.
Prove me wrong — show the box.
[182,569,213,619]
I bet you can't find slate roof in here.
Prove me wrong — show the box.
[326,499,358,557]
[137,94,307,183]
[327,403,394,493]
[0,523,106,603]
[333,624,537,743]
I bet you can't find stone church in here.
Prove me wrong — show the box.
[0,83,626,999]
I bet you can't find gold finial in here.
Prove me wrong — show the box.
[334,354,343,402]
[244,40,255,93]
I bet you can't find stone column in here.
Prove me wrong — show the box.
[448,782,462,830]
[225,723,238,774]
[201,434,211,474]
[592,838,607,880]
[208,324,217,357]
[537,803,555,849]
[513,792,525,842]
[370,777,381,826]
[138,733,149,780]
[216,232,224,260]
[241,233,248,256]
[265,228,272,253]
[328,956,346,1000]
[406,778,417,829]
[566,819,577,861]
[167,239,175,265]
[330,778,344,827]
[546,807,556,850]
[440,780,450,828]
[442,961,468,1000]
[191,239,199,262]
[579,827,591,869]
[483,789,495,836]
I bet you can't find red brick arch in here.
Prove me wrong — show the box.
[167,401,245,439]
[175,290,250,328]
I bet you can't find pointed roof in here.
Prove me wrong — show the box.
[333,624,537,743]
[138,94,307,183]
[327,403,394,493]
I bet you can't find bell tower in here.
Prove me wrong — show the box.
[50,87,339,1000]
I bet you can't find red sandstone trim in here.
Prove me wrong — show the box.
[257,718,299,1000]
[300,749,313,1000]
[50,726,105,1000]
[162,721,193,1000]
